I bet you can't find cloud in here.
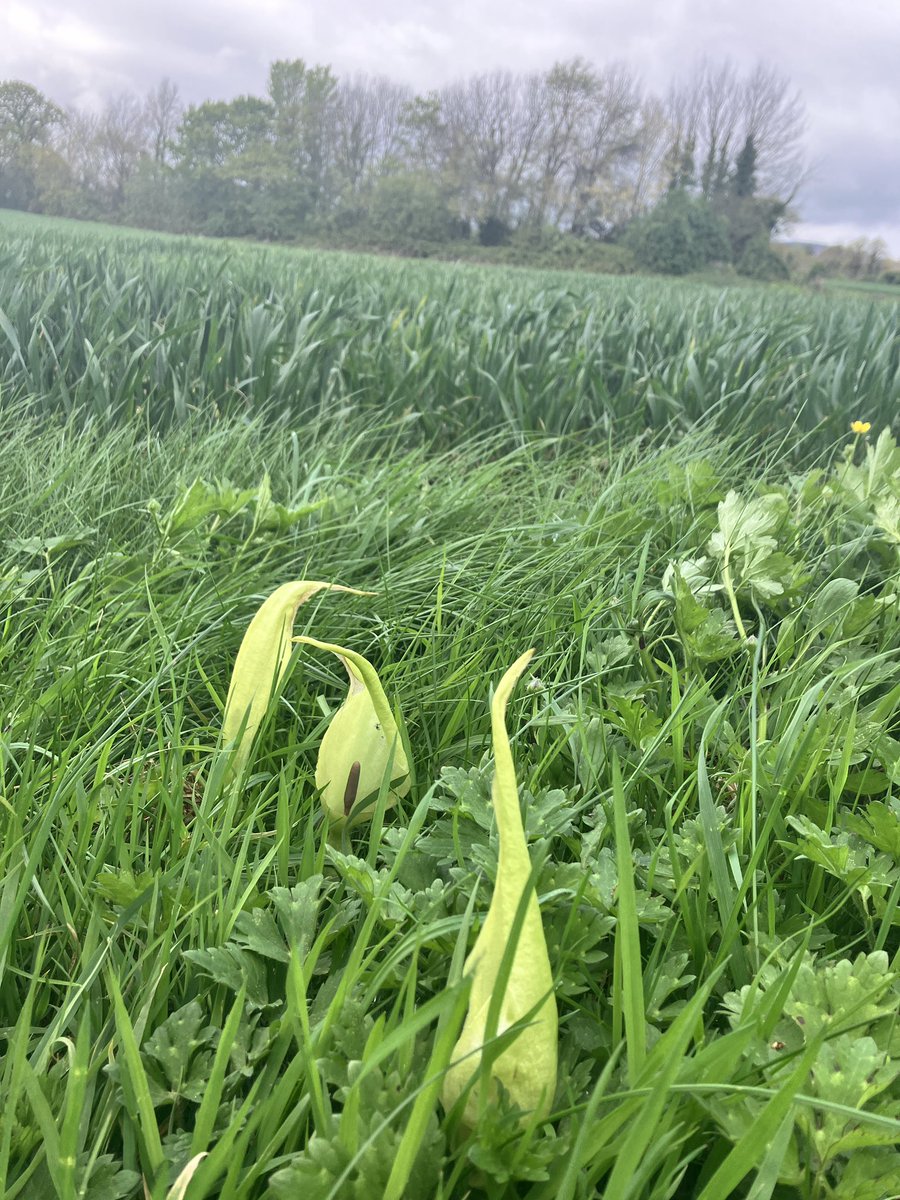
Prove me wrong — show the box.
[1,0,897,252]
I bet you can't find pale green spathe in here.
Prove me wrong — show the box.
[295,635,411,825]
[441,649,558,1126]
[222,581,368,774]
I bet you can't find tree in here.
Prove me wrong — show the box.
[172,96,274,235]
[625,191,730,274]
[145,78,182,167]
[98,93,148,210]
[365,172,465,248]
[527,59,595,227]
[440,71,521,230]
[47,108,106,217]
[0,80,65,210]
[742,63,807,201]
[565,62,642,235]
[332,75,409,198]
[0,80,63,146]
[618,97,670,222]
[397,94,450,175]
[267,60,339,223]
[732,134,757,198]
[665,60,806,204]
[0,57,812,265]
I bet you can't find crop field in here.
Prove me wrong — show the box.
[1,209,899,1200]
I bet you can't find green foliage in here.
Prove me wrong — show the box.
[1,210,897,442]
[721,952,900,1194]
[1,217,899,1199]
[626,191,731,274]
[0,80,65,211]
[732,135,758,199]
[737,232,791,280]
[364,172,467,249]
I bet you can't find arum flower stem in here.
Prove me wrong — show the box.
[721,557,748,641]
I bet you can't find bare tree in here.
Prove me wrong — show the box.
[145,78,181,166]
[439,71,510,225]
[527,59,596,226]
[741,63,807,200]
[333,75,410,194]
[565,62,643,234]
[99,92,148,206]
[49,107,105,212]
[665,59,807,201]
[624,97,673,219]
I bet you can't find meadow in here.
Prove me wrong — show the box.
[1,209,899,1200]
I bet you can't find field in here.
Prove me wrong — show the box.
[1,209,899,1200]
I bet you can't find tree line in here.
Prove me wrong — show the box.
[0,58,809,275]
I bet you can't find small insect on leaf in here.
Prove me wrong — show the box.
[295,635,411,826]
[222,580,370,776]
[441,649,558,1128]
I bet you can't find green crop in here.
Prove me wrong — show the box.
[0,209,897,447]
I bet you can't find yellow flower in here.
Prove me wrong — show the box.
[851,420,871,434]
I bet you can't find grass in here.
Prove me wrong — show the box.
[1,209,898,445]
[822,277,900,302]
[1,212,900,1200]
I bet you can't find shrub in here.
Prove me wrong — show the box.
[625,192,730,275]
[737,234,791,281]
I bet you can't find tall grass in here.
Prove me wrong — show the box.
[2,213,900,1199]
[0,210,897,445]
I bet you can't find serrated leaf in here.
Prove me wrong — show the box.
[709,491,783,555]
[837,1147,900,1200]
[142,1002,216,1103]
[808,578,860,634]
[74,1154,141,1200]
[6,527,96,557]
[184,945,271,1008]
[270,876,323,956]
[232,907,290,962]
[846,801,900,857]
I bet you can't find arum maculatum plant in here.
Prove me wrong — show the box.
[222,580,370,776]
[294,635,411,827]
[441,649,558,1128]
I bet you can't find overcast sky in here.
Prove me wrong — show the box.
[3,0,899,253]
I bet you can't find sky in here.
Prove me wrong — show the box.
[2,0,899,254]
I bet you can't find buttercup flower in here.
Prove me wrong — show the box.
[851,420,871,434]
